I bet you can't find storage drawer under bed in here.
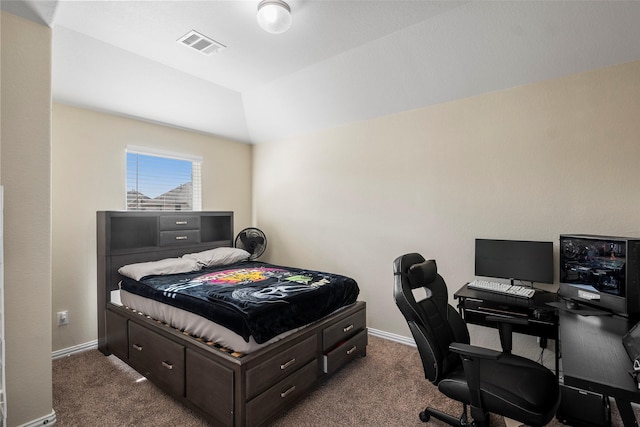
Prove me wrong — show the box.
[128,322,185,397]
[323,329,367,374]
[322,308,366,352]
[246,359,317,427]
[246,335,317,399]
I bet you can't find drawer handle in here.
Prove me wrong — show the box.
[175,236,188,240]
[162,361,174,370]
[346,346,357,355]
[280,385,296,398]
[175,221,188,225]
[132,344,143,351]
[280,358,296,370]
[343,324,354,333]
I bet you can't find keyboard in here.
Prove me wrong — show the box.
[467,280,535,299]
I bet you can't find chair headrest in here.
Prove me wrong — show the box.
[408,259,438,289]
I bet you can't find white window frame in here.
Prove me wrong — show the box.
[126,145,202,211]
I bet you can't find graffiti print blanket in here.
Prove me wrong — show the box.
[119,261,360,344]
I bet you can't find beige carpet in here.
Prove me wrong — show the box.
[52,335,625,426]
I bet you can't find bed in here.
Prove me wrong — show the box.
[97,211,367,427]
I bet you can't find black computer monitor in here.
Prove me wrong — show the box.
[475,239,554,285]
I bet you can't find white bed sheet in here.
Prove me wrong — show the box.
[112,289,298,354]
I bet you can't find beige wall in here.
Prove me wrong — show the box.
[51,104,252,351]
[1,11,54,426]
[254,60,640,347]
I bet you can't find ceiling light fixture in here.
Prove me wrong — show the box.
[257,0,292,34]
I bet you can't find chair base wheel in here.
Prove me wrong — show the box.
[420,405,472,426]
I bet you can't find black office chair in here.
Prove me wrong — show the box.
[393,253,560,427]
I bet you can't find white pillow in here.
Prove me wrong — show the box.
[183,247,251,268]
[118,257,201,281]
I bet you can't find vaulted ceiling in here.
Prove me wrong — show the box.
[4,0,640,144]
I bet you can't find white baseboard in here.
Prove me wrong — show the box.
[52,340,98,360]
[16,410,56,427]
[54,332,412,360]
[367,327,416,347]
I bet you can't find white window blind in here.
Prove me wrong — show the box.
[126,146,202,211]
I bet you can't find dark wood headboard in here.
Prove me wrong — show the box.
[96,211,234,352]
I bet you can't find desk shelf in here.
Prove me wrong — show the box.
[454,285,559,341]
[454,284,560,378]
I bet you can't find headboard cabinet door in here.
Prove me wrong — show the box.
[159,215,201,231]
[186,349,234,426]
[159,229,201,246]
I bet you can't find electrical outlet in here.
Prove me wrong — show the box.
[57,310,69,326]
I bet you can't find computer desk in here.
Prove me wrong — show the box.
[454,284,560,374]
[455,284,640,427]
[559,309,640,427]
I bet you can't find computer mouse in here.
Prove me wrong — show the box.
[565,300,579,310]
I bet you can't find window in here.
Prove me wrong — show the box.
[126,146,202,211]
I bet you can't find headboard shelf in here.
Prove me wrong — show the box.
[201,214,233,242]
[110,216,158,250]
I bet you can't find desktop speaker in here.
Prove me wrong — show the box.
[556,384,611,427]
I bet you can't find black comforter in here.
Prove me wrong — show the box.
[120,261,359,344]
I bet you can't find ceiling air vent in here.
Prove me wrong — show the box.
[178,30,226,56]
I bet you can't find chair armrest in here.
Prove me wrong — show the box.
[449,342,501,360]
[450,341,501,423]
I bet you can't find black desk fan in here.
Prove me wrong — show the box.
[234,227,267,260]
